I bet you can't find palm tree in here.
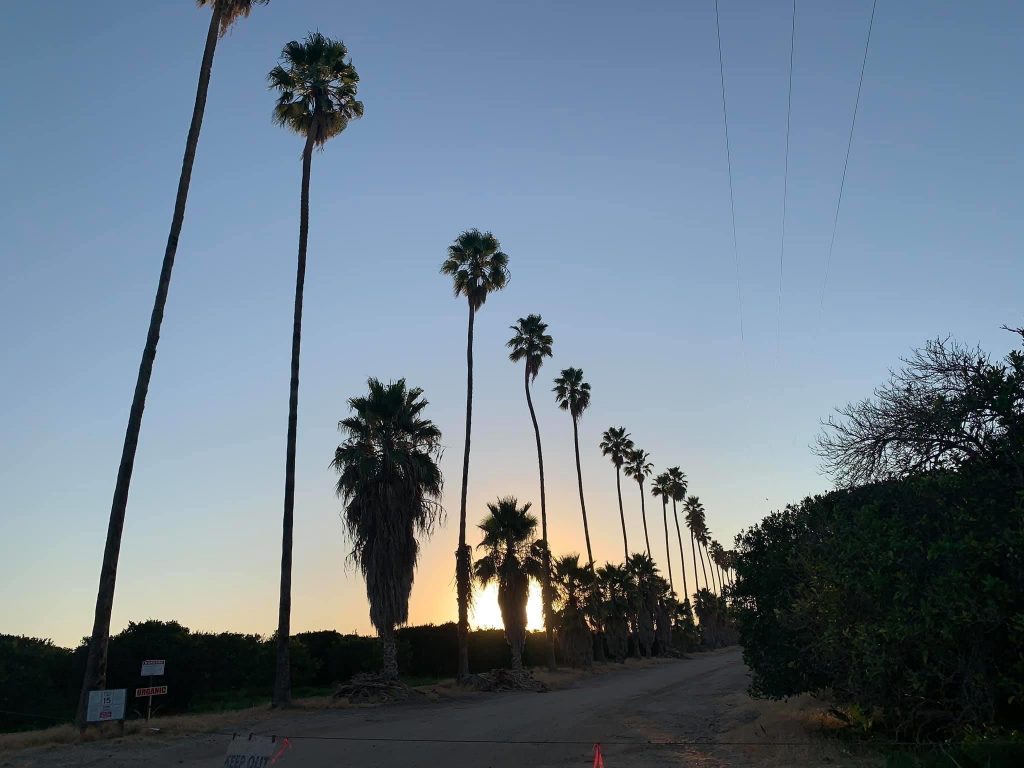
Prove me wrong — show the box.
[268,31,363,706]
[709,540,727,596]
[331,379,443,680]
[551,553,595,667]
[683,496,705,595]
[553,368,595,576]
[667,466,689,602]
[76,0,268,725]
[596,563,631,661]
[507,314,556,670]
[474,498,542,670]
[702,525,719,594]
[623,448,654,556]
[599,427,635,562]
[554,368,606,661]
[684,496,711,594]
[441,229,510,681]
[650,472,674,594]
[625,553,658,656]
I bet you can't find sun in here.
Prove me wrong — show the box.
[470,581,545,631]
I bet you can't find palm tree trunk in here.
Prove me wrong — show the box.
[697,541,710,593]
[672,500,688,601]
[572,416,604,662]
[690,531,701,594]
[524,368,556,671]
[705,545,718,594]
[572,416,595,574]
[615,468,628,562]
[661,498,674,593]
[273,129,315,708]
[380,625,399,681]
[456,304,475,681]
[638,482,651,556]
[76,3,223,727]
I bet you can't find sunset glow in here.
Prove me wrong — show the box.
[469,581,545,632]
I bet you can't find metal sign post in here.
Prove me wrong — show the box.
[135,685,168,721]
[139,659,166,722]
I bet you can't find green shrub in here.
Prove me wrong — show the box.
[733,466,1024,737]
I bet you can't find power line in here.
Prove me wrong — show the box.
[819,0,879,316]
[215,731,1024,749]
[715,0,744,342]
[778,0,796,349]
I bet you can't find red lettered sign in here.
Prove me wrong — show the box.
[135,685,168,698]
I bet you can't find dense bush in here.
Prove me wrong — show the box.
[734,330,1024,739]
[733,465,1024,737]
[0,621,562,731]
[0,636,77,731]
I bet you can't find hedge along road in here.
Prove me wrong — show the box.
[13,648,843,768]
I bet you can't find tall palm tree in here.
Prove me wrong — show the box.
[623,448,654,556]
[650,472,674,594]
[683,496,705,595]
[599,427,635,562]
[474,497,542,670]
[684,496,712,593]
[702,524,719,594]
[331,379,443,680]
[553,368,606,661]
[553,368,595,576]
[268,31,363,706]
[709,540,727,596]
[667,466,689,602]
[507,314,556,670]
[76,0,268,725]
[441,229,510,681]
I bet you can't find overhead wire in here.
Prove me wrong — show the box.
[818,0,879,317]
[778,0,796,350]
[714,0,744,342]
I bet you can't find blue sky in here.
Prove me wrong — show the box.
[1,1,1021,646]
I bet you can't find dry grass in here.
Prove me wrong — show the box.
[0,694,354,756]
[714,691,884,767]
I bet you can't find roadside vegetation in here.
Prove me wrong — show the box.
[732,329,1024,760]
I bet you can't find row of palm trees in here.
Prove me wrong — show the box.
[76,0,735,719]
[442,226,738,678]
[471,496,735,671]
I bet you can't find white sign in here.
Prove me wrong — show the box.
[86,689,126,722]
[141,659,166,676]
[135,685,168,698]
[223,735,277,768]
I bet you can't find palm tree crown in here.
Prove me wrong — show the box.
[200,0,269,36]
[600,427,634,468]
[441,229,510,311]
[624,448,653,484]
[268,32,363,147]
[651,472,671,502]
[507,314,553,380]
[684,496,706,538]
[553,367,591,420]
[476,497,539,564]
[667,466,688,501]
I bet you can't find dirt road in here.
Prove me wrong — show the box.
[7,648,879,767]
